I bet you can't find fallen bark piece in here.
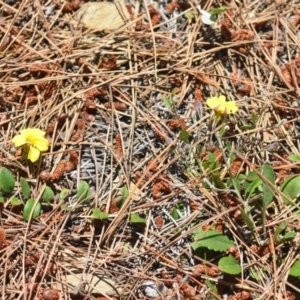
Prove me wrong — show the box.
[74,2,130,31]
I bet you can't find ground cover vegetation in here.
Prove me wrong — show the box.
[0,0,300,299]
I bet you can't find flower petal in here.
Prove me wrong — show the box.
[206,97,220,109]
[12,134,27,147]
[216,105,226,114]
[27,146,40,162]
[225,101,238,114]
[25,128,49,152]
[26,128,46,138]
[217,95,226,105]
[25,129,45,143]
[206,95,238,115]
[33,137,49,152]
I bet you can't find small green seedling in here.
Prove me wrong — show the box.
[93,208,109,220]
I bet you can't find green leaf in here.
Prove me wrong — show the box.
[179,130,190,143]
[262,162,275,225]
[117,187,129,209]
[60,203,72,211]
[204,280,219,300]
[240,209,254,230]
[208,152,216,162]
[209,6,231,15]
[76,181,92,203]
[218,126,227,137]
[184,11,197,20]
[249,268,260,280]
[162,95,173,109]
[245,171,260,182]
[10,197,23,206]
[121,186,129,200]
[209,160,219,172]
[0,167,15,193]
[77,181,89,199]
[262,162,275,206]
[170,204,184,220]
[92,208,109,220]
[280,176,300,204]
[0,197,4,204]
[288,154,300,162]
[85,187,92,202]
[244,177,262,199]
[251,112,258,125]
[210,157,221,173]
[199,9,217,25]
[192,229,235,252]
[230,177,240,194]
[42,186,54,203]
[202,153,218,172]
[289,260,300,277]
[274,222,287,240]
[59,188,70,201]
[202,161,211,170]
[274,222,296,243]
[218,255,241,275]
[278,231,296,243]
[226,142,232,153]
[249,267,266,280]
[130,213,146,224]
[240,125,255,130]
[20,177,31,199]
[170,206,180,220]
[212,174,226,189]
[23,199,41,221]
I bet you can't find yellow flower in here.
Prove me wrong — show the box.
[12,128,49,163]
[206,95,238,115]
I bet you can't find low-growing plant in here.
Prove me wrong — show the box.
[130,213,146,224]
[192,227,240,275]
[92,208,109,220]
[0,167,95,220]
